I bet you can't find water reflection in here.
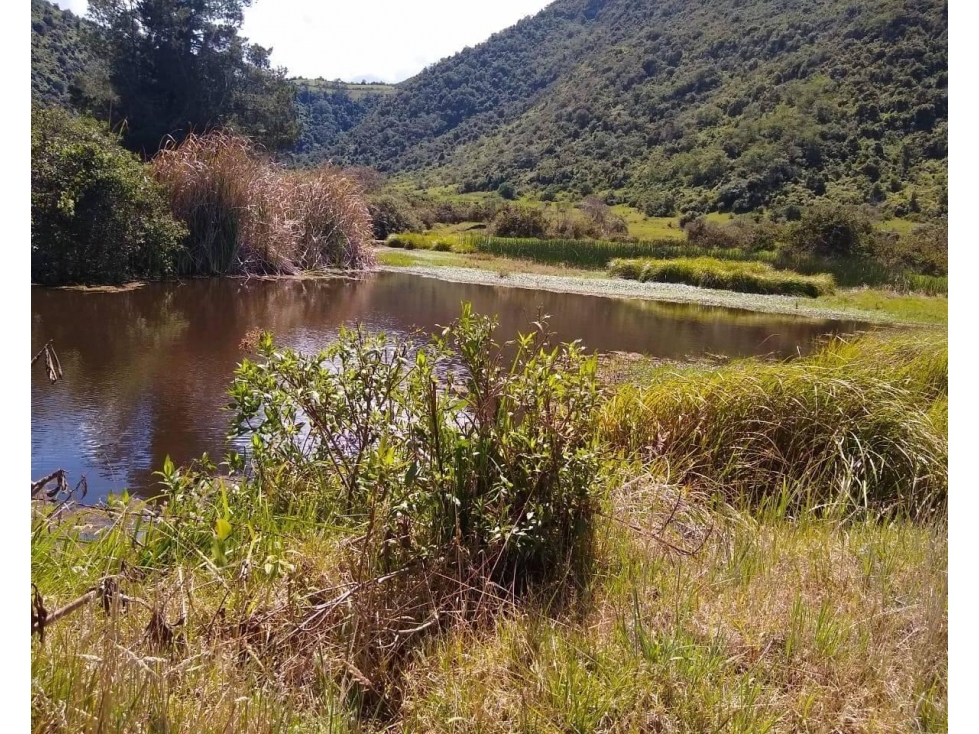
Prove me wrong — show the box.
[31,273,871,499]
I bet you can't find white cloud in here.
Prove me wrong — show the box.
[52,0,89,14]
[46,1,552,82]
[243,1,553,81]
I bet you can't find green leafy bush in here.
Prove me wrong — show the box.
[367,194,423,240]
[685,217,782,253]
[31,107,186,285]
[229,304,602,584]
[886,221,948,277]
[787,205,876,258]
[491,204,549,238]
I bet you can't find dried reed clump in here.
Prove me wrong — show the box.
[152,132,374,275]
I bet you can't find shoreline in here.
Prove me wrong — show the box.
[377,263,931,325]
[33,264,945,327]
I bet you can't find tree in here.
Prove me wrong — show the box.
[31,107,187,285]
[84,0,298,154]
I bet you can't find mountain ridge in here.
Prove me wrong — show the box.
[307,0,948,217]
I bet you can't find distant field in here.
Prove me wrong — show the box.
[610,205,686,240]
[291,78,398,100]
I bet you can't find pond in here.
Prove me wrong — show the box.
[32,272,872,500]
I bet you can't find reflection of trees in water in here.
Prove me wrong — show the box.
[31,276,868,498]
[32,287,191,490]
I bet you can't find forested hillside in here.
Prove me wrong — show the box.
[31,0,94,108]
[31,0,948,218]
[290,80,396,166]
[314,0,948,217]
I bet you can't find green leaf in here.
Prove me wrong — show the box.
[215,517,232,541]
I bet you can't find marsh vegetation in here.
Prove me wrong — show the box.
[31,304,947,731]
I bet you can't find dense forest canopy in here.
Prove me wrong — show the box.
[31,0,94,108]
[32,0,299,154]
[288,80,395,166]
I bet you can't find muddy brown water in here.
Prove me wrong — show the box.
[31,272,872,500]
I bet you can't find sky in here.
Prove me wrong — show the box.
[52,0,553,83]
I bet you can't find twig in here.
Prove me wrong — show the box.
[31,577,149,639]
[598,509,714,557]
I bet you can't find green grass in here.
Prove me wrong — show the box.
[385,231,469,251]
[472,235,777,269]
[376,249,419,267]
[609,205,686,240]
[402,509,946,733]
[601,330,947,515]
[609,256,835,297]
[820,289,948,324]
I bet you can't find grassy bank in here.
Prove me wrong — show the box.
[376,248,948,325]
[608,257,834,298]
[602,330,947,515]
[31,319,947,731]
[471,235,774,269]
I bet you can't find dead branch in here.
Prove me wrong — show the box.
[31,469,68,499]
[31,577,150,641]
[32,340,63,384]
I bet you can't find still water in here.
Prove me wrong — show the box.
[32,272,871,499]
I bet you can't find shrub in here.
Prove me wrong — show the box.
[491,204,549,238]
[31,107,186,285]
[152,132,374,273]
[887,221,948,277]
[229,305,602,584]
[683,218,742,249]
[601,331,947,515]
[367,194,423,240]
[580,195,629,238]
[787,205,875,258]
[608,256,834,297]
[684,217,783,253]
[224,306,603,692]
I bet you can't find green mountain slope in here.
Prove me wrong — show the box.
[31,0,94,107]
[290,80,396,165]
[319,0,948,217]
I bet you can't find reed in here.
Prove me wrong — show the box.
[609,256,835,297]
[152,132,374,275]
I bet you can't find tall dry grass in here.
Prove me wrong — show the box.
[152,132,374,275]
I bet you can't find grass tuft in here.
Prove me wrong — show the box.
[609,256,835,297]
[601,330,947,515]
